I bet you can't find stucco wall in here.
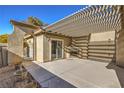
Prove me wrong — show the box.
[8,26,25,64]
[25,34,71,62]
[116,29,124,67]
[25,31,117,63]
[116,7,124,67]
[36,35,44,62]
[90,31,115,42]
[43,35,50,62]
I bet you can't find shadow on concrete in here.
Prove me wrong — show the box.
[23,61,76,88]
[106,62,124,88]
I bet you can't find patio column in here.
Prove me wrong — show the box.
[33,34,37,61]
[116,6,124,67]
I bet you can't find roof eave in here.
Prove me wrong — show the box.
[10,20,40,30]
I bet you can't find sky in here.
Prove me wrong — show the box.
[0,5,87,35]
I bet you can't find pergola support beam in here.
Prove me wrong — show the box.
[116,6,124,67]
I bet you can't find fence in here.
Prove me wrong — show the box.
[0,44,8,67]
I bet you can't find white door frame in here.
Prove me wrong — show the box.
[49,38,64,61]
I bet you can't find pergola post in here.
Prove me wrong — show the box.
[116,6,124,67]
[33,34,37,61]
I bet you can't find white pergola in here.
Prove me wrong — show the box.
[44,5,122,37]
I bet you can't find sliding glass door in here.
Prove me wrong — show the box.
[51,40,63,60]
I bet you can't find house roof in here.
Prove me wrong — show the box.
[10,20,40,29]
[10,20,43,35]
[10,20,69,38]
[44,5,122,37]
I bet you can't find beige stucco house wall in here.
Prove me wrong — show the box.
[116,29,124,67]
[36,34,44,62]
[25,31,116,63]
[115,7,124,67]
[90,31,115,42]
[8,26,26,64]
[25,33,71,62]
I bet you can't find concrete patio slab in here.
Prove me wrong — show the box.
[33,58,124,88]
[23,61,76,88]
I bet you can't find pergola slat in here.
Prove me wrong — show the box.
[44,5,122,37]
